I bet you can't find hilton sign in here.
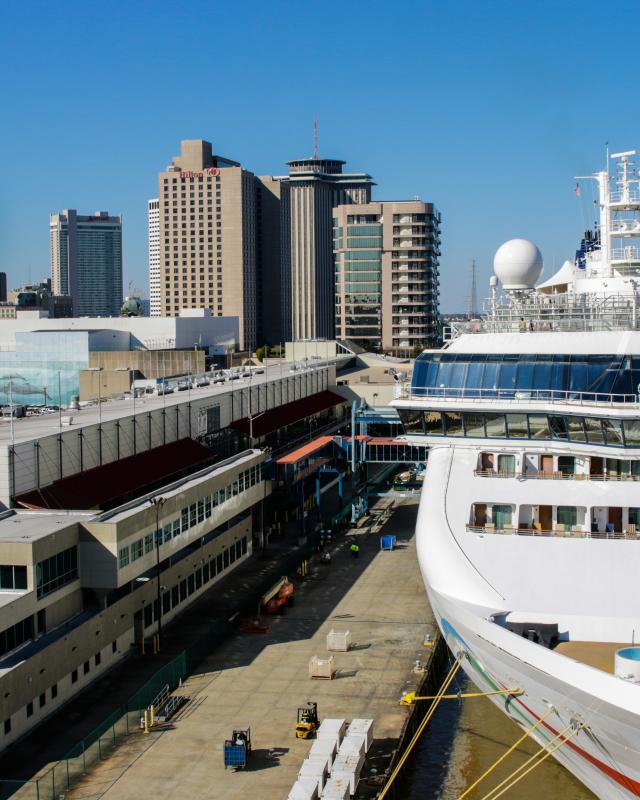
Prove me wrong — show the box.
[181,167,220,178]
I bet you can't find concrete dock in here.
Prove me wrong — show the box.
[64,498,436,800]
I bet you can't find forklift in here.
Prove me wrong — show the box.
[295,702,319,739]
[224,727,252,769]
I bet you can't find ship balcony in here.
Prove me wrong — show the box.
[402,385,638,407]
[611,245,640,263]
[609,189,640,210]
[609,220,640,236]
[475,452,640,481]
[468,501,640,539]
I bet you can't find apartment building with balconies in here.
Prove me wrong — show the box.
[333,200,440,353]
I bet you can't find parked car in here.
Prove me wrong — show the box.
[177,379,190,391]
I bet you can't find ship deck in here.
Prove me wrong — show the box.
[555,641,631,674]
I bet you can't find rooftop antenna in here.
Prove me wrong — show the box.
[313,115,318,160]
[468,258,478,317]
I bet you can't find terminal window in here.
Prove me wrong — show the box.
[0,565,27,590]
[36,546,78,599]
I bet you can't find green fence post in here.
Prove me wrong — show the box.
[98,737,102,760]
[36,779,40,800]
[67,759,70,790]
[83,741,86,770]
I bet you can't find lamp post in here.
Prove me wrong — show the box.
[149,496,166,647]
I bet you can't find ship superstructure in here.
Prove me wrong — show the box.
[393,150,640,798]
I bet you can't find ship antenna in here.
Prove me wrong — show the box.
[468,259,478,317]
[313,115,318,160]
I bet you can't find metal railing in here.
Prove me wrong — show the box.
[474,469,640,482]
[401,385,638,406]
[443,290,640,336]
[466,524,639,540]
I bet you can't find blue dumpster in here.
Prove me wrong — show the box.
[380,535,396,551]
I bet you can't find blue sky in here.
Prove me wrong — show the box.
[0,0,638,311]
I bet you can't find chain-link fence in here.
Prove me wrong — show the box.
[0,651,188,800]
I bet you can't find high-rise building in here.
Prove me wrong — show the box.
[255,176,289,346]
[148,199,160,316]
[0,273,6,303]
[50,210,123,317]
[157,140,266,351]
[333,200,440,352]
[279,158,373,341]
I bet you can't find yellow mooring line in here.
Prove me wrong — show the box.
[378,656,463,800]
[400,688,522,705]
[475,721,583,800]
[455,707,554,799]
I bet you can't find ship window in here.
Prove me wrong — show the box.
[623,419,640,446]
[549,415,569,440]
[497,455,516,476]
[528,415,549,440]
[485,414,506,438]
[515,361,534,389]
[443,411,463,436]
[497,361,517,393]
[492,504,512,528]
[584,417,604,444]
[557,506,577,527]
[506,414,528,438]
[424,412,443,434]
[629,508,640,526]
[463,413,485,437]
[398,410,424,434]
[481,362,499,393]
[566,416,586,442]
[602,418,624,446]
[558,456,575,476]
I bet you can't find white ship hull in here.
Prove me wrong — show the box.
[416,446,640,799]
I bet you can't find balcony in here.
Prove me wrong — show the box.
[466,524,639,540]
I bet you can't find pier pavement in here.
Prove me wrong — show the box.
[65,498,436,800]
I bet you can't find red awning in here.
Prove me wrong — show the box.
[231,390,346,439]
[16,438,217,511]
[276,435,335,465]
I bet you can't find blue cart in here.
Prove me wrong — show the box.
[224,728,251,769]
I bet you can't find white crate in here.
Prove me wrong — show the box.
[309,738,337,761]
[317,718,347,743]
[330,766,361,795]
[326,629,351,652]
[338,735,365,760]
[288,778,319,800]
[309,655,335,679]
[320,775,350,799]
[334,748,364,772]
[299,758,328,789]
[347,718,374,752]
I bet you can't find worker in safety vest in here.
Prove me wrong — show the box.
[350,542,360,559]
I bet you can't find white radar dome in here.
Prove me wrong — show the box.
[493,238,543,290]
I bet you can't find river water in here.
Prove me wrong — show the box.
[405,674,595,799]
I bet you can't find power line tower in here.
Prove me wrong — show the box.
[468,259,478,317]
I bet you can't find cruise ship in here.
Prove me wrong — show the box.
[394,150,640,798]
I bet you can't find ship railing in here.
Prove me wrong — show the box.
[402,386,638,406]
[474,470,640,481]
[466,524,639,540]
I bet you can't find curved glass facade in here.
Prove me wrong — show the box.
[398,409,640,448]
[411,353,640,400]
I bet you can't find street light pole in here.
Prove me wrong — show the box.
[149,496,166,647]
